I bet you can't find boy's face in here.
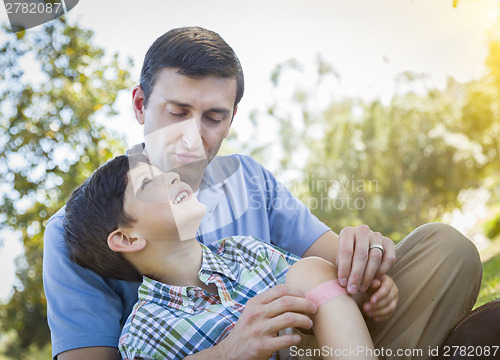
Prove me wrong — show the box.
[135,67,237,188]
[123,162,207,242]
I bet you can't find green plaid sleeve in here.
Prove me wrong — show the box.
[251,236,301,285]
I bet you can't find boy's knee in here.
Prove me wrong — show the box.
[286,257,338,293]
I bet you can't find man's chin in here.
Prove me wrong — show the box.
[166,158,209,184]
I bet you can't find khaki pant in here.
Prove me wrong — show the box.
[282,223,483,360]
[369,222,482,359]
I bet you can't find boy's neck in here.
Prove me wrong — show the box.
[135,238,209,290]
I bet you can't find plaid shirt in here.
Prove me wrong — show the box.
[119,236,301,360]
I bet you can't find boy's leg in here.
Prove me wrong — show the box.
[285,257,377,360]
[367,223,482,359]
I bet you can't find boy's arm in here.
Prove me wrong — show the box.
[303,227,395,295]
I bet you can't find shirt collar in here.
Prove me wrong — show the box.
[138,276,185,302]
[199,242,237,282]
[137,243,236,308]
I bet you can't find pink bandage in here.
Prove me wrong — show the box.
[305,280,348,307]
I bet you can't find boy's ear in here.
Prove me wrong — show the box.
[108,229,147,253]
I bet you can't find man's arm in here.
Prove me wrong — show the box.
[302,230,338,263]
[43,209,138,359]
[303,227,396,295]
[57,347,121,360]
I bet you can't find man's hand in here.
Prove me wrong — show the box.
[336,225,395,295]
[214,284,317,360]
[362,275,399,322]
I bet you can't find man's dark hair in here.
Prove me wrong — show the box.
[140,26,244,108]
[63,155,142,282]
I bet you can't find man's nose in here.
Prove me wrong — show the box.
[181,118,203,150]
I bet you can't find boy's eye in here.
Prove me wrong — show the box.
[140,178,152,190]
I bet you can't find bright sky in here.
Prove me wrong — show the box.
[1,0,499,301]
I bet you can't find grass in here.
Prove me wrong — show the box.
[0,343,51,360]
[475,237,500,308]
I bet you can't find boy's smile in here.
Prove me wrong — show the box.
[123,162,207,242]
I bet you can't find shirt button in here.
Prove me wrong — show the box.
[182,300,190,307]
[187,289,196,297]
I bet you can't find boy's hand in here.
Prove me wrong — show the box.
[362,274,398,322]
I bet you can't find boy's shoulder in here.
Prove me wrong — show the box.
[207,236,297,267]
[119,299,181,359]
[208,235,270,256]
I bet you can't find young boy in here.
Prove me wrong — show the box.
[63,153,397,360]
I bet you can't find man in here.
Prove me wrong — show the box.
[43,26,482,359]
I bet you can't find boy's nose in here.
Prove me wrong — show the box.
[163,171,180,186]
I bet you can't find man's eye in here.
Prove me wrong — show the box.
[205,116,222,123]
[169,112,185,117]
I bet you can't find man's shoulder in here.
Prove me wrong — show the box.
[46,206,66,224]
[44,207,67,247]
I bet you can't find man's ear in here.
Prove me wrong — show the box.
[108,229,147,253]
[132,85,146,125]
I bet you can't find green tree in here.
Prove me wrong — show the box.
[261,39,500,241]
[0,17,133,358]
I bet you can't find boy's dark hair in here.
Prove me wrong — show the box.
[63,155,142,282]
[140,26,244,108]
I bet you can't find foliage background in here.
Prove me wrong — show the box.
[1,2,500,358]
[0,17,132,358]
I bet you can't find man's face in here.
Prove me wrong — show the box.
[124,162,206,242]
[135,67,237,188]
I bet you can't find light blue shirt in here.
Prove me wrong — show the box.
[43,154,329,358]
